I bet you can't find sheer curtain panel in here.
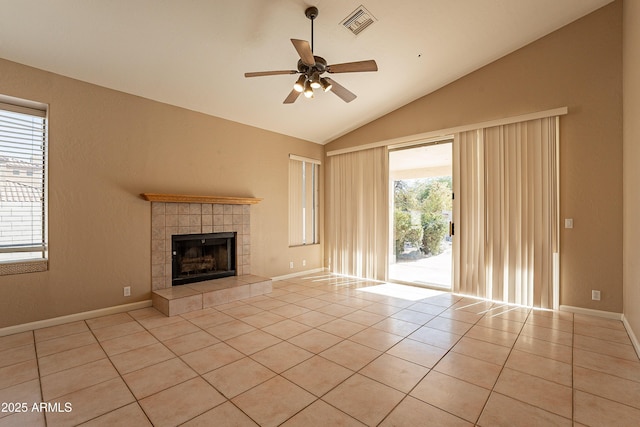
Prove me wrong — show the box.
[326,147,388,280]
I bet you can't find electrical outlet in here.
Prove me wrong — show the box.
[591,290,601,301]
[123,286,131,297]
[302,259,306,267]
[289,261,294,269]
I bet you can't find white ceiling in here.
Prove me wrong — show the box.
[0,0,613,144]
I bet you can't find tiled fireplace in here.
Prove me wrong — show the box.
[142,193,272,316]
[150,201,250,290]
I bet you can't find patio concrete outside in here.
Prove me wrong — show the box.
[389,246,452,289]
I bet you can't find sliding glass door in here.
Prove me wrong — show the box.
[388,141,453,288]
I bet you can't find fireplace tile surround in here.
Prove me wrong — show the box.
[150,201,251,291]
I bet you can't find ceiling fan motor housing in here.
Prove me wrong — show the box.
[297,56,327,75]
[305,7,318,20]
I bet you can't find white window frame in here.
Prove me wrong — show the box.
[289,154,320,246]
[0,95,48,275]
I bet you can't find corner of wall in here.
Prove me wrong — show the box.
[622,315,640,359]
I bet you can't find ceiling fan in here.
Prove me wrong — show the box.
[244,6,378,104]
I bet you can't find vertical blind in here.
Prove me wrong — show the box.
[289,155,320,246]
[453,129,486,299]
[454,117,558,308]
[326,147,388,280]
[0,101,47,262]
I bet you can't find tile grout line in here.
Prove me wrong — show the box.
[263,291,459,426]
[475,309,578,425]
[170,309,265,425]
[180,300,381,425]
[375,294,481,426]
[31,319,149,426]
[472,305,531,426]
[286,299,428,426]
[213,292,378,426]
[416,301,501,426]
[73,312,233,425]
[127,308,260,426]
[82,317,156,427]
[238,296,369,425]
[31,329,47,427]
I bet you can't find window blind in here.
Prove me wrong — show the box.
[0,100,47,262]
[289,155,320,246]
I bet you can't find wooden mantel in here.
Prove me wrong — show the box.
[140,193,262,205]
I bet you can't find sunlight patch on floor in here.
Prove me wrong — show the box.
[356,282,445,301]
[302,273,382,288]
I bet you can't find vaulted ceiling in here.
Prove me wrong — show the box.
[0,0,613,144]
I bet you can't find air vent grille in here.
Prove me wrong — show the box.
[341,5,376,36]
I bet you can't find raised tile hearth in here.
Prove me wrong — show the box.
[152,275,272,316]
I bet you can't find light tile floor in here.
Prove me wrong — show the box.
[1,273,640,426]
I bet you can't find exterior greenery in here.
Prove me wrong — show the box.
[393,177,452,259]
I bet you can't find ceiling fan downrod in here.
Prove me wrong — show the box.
[305,7,318,53]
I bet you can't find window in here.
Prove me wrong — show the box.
[0,96,48,271]
[289,154,320,246]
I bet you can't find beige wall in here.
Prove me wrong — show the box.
[327,2,623,312]
[0,59,323,328]
[623,0,640,343]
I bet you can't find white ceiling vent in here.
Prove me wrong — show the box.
[340,5,377,36]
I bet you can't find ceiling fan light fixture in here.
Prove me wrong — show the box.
[309,72,321,89]
[303,80,314,98]
[320,77,332,92]
[293,75,306,92]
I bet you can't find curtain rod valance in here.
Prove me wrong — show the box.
[326,107,568,157]
[289,154,322,165]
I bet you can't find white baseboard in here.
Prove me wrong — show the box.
[0,300,153,337]
[271,268,327,282]
[559,305,623,320]
[622,315,640,359]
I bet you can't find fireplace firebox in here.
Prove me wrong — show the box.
[171,232,236,286]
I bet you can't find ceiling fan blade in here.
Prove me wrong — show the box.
[245,70,298,77]
[291,39,316,66]
[283,88,301,104]
[325,78,357,103]
[327,60,378,73]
